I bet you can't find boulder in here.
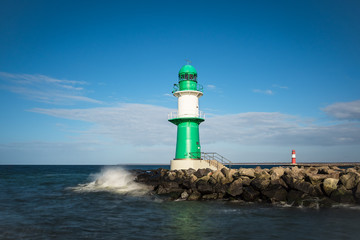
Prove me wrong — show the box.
[188,191,201,201]
[330,185,355,204]
[167,171,177,181]
[212,170,227,184]
[270,178,288,189]
[202,193,218,200]
[227,179,243,197]
[180,191,189,199]
[322,178,339,196]
[242,186,260,201]
[251,176,270,191]
[240,176,252,186]
[355,183,360,200]
[287,190,306,206]
[292,180,317,196]
[340,172,359,190]
[270,167,285,180]
[317,166,330,174]
[213,183,228,194]
[238,168,255,178]
[196,179,213,194]
[306,173,328,185]
[221,168,234,183]
[262,186,287,202]
[194,168,212,178]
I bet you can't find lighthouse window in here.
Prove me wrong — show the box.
[189,74,193,80]
[184,73,188,79]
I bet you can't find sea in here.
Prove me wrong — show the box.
[1,165,360,240]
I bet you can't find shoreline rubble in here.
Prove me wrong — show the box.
[134,166,360,208]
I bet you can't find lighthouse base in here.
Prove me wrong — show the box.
[170,159,219,171]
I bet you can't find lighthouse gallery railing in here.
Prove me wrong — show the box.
[168,111,205,119]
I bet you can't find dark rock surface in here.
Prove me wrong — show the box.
[134,166,360,208]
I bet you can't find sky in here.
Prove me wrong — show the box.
[0,0,360,164]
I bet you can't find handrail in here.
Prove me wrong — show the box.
[172,84,203,93]
[189,152,232,169]
[168,111,205,119]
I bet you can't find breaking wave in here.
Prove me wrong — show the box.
[68,167,150,196]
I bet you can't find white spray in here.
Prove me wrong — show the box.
[69,167,150,196]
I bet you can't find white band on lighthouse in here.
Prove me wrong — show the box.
[174,90,203,118]
[292,154,296,158]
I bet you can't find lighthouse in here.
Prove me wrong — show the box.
[169,64,207,170]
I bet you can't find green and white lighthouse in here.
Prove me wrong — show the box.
[169,64,207,170]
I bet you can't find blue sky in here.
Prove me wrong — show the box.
[1,0,359,164]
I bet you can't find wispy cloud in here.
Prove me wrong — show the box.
[29,103,360,147]
[0,72,101,104]
[272,84,289,89]
[253,89,274,95]
[207,84,216,90]
[323,100,360,121]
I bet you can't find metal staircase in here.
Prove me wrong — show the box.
[189,152,232,170]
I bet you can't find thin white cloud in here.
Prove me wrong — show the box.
[207,84,216,89]
[272,84,288,89]
[253,89,274,95]
[322,100,360,121]
[0,72,101,104]
[29,103,360,147]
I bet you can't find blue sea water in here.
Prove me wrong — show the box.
[1,165,360,240]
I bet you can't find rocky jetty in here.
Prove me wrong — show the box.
[134,166,360,208]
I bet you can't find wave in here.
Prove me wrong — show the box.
[68,167,151,196]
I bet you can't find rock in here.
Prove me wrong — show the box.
[238,168,255,178]
[306,173,328,185]
[340,172,359,190]
[188,191,201,201]
[292,180,317,196]
[251,176,270,191]
[212,170,227,184]
[355,183,360,200]
[184,168,196,177]
[330,185,355,204]
[270,167,285,180]
[317,167,330,174]
[194,168,212,178]
[330,166,341,171]
[213,183,228,194]
[202,193,218,200]
[322,178,339,196]
[240,176,252,186]
[221,168,234,183]
[262,186,287,202]
[243,186,260,201]
[208,176,217,185]
[270,178,288,189]
[227,179,243,197]
[180,191,189,199]
[287,190,306,206]
[167,171,177,181]
[196,179,213,194]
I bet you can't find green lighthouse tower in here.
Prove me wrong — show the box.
[169,64,206,170]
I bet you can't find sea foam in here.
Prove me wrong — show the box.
[69,167,150,195]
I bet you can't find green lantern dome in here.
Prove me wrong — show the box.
[178,65,198,82]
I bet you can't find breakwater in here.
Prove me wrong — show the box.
[134,166,360,208]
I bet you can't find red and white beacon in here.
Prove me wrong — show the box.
[291,150,296,164]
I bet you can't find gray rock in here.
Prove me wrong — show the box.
[270,178,288,189]
[322,178,339,196]
[270,167,285,180]
[202,193,218,200]
[238,168,255,178]
[251,176,270,191]
[340,172,359,190]
[240,176,252,186]
[262,186,287,202]
[287,190,306,206]
[243,186,260,201]
[227,179,243,197]
[292,180,317,196]
[196,179,213,194]
[194,168,212,178]
[188,191,201,201]
[180,191,189,199]
[306,173,328,185]
[330,185,355,204]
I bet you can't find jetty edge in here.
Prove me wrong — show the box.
[134,166,360,207]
